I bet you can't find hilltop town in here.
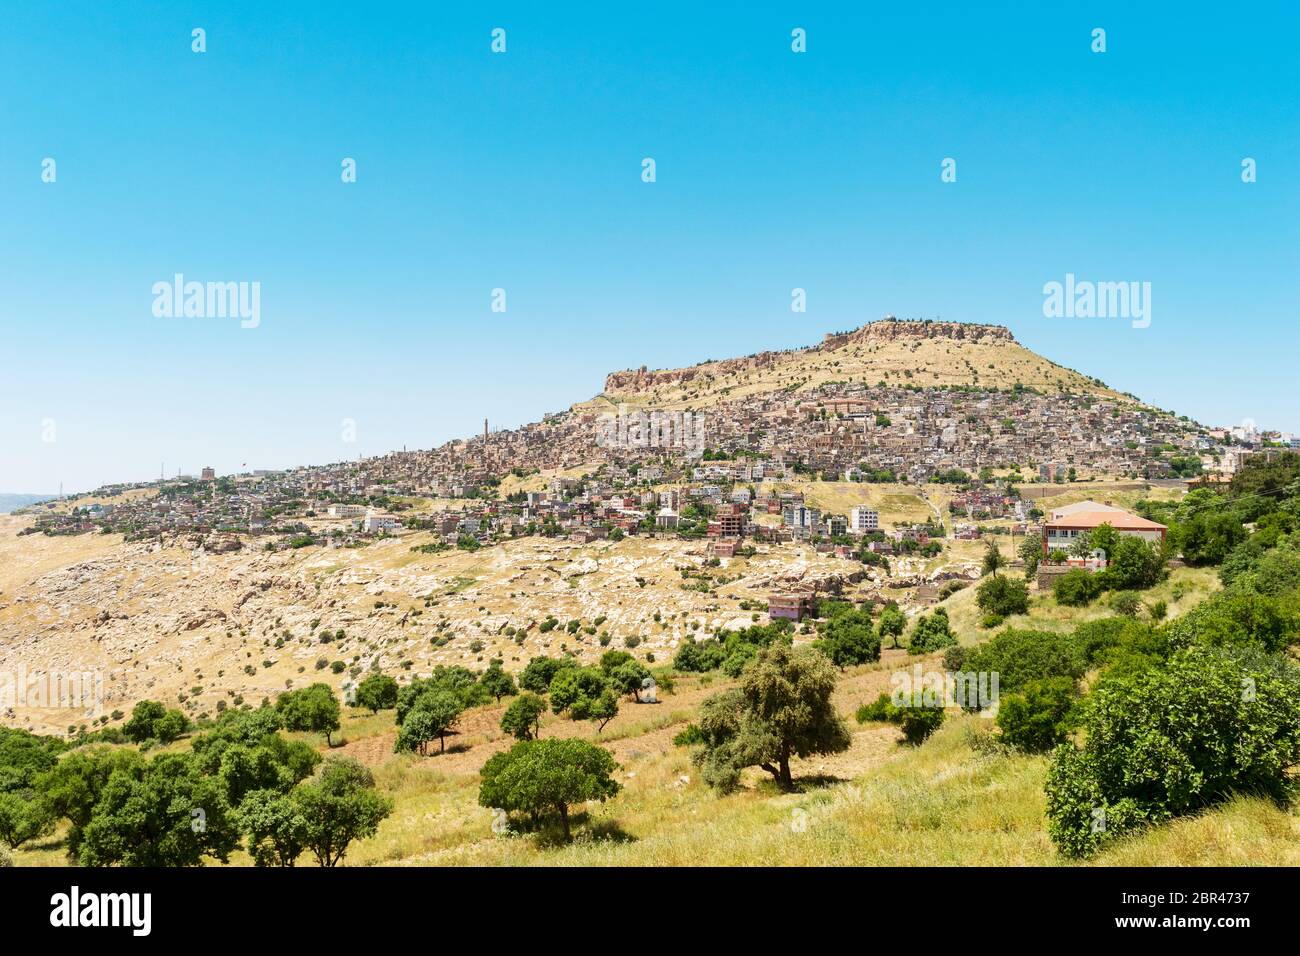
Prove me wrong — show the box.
[15,320,1279,553]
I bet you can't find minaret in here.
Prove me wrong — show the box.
[483,418,488,467]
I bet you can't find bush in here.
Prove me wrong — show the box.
[672,723,704,747]
[907,608,957,655]
[854,693,942,744]
[1045,646,1300,857]
[673,638,726,673]
[963,628,1085,699]
[976,575,1029,617]
[1108,590,1142,617]
[995,677,1077,752]
[1164,590,1299,654]
[812,606,881,667]
[1053,569,1102,606]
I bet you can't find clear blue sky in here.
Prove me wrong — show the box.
[2,1,1297,493]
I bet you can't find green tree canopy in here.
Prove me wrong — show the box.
[292,756,392,867]
[276,683,342,746]
[478,738,619,841]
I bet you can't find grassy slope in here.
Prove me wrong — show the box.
[17,625,1297,867]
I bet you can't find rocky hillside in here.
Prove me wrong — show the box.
[596,318,1121,410]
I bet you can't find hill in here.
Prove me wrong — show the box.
[591,318,1125,411]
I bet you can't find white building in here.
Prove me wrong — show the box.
[328,504,368,518]
[849,506,880,533]
[361,511,401,534]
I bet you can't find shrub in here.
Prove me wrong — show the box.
[907,608,956,655]
[1053,569,1102,606]
[995,677,1077,752]
[976,575,1029,617]
[673,723,705,747]
[855,692,943,745]
[1108,590,1142,617]
[963,628,1085,698]
[1044,646,1300,857]
[1164,590,1299,654]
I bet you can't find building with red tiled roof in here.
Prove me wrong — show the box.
[1043,500,1166,554]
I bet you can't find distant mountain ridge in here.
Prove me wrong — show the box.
[0,494,56,514]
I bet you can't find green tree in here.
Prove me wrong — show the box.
[981,538,1007,577]
[36,746,144,859]
[479,660,518,702]
[292,756,392,867]
[1018,534,1042,578]
[609,659,652,700]
[1100,536,1165,590]
[78,753,241,867]
[1045,647,1300,857]
[395,690,462,755]
[694,645,851,791]
[236,789,308,866]
[122,699,191,744]
[1178,512,1247,566]
[518,656,573,694]
[189,709,320,806]
[0,792,53,848]
[478,738,620,841]
[877,604,908,649]
[353,673,399,713]
[548,667,607,716]
[500,693,546,741]
[276,683,342,746]
[813,606,881,667]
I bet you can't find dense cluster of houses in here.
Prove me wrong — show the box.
[23,371,1232,557]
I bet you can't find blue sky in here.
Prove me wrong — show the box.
[2,1,1297,493]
